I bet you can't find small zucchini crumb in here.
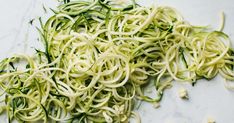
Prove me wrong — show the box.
[207,117,215,123]
[153,102,160,108]
[178,88,188,99]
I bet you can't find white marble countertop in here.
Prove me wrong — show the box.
[0,0,234,123]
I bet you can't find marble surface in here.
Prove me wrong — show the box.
[0,0,234,123]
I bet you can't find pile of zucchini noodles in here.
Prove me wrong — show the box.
[0,0,234,122]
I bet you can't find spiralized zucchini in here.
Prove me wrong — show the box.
[0,0,234,123]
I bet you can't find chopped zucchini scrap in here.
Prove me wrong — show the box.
[207,117,216,123]
[153,102,160,108]
[178,88,188,99]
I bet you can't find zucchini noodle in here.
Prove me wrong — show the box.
[0,0,234,122]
